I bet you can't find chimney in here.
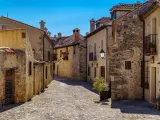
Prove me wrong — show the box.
[90,18,95,33]
[58,32,62,38]
[73,28,80,41]
[39,20,45,30]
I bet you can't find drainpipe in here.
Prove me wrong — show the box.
[142,20,145,100]
[86,38,88,82]
[42,32,45,92]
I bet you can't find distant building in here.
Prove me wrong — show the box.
[86,17,112,83]
[53,28,87,80]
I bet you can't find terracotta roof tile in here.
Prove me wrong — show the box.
[54,35,85,49]
[110,2,142,12]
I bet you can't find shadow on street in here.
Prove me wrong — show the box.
[0,103,23,113]
[54,76,99,95]
[112,100,160,115]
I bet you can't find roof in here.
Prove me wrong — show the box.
[110,2,142,12]
[54,35,85,49]
[85,24,112,38]
[0,47,24,54]
[96,17,111,24]
[115,1,153,21]
[138,0,159,19]
[0,16,43,32]
[0,16,53,47]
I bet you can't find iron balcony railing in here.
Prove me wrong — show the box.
[144,34,158,55]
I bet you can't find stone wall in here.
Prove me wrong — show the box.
[110,13,143,100]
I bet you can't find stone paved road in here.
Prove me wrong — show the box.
[0,77,160,120]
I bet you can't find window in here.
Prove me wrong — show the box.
[29,61,32,76]
[125,61,131,70]
[0,24,7,30]
[101,66,105,78]
[101,40,103,50]
[94,43,97,61]
[46,66,48,79]
[48,51,50,61]
[60,50,62,57]
[73,46,76,54]
[94,67,97,78]
[88,67,90,76]
[22,32,26,38]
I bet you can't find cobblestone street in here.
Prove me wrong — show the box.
[0,77,160,120]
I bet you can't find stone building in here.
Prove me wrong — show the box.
[109,2,150,100]
[86,17,112,83]
[139,0,160,107]
[53,28,87,80]
[0,16,54,91]
[0,29,42,105]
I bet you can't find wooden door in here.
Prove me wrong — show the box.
[5,70,14,104]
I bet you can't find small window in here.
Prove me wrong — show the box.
[22,32,26,38]
[29,61,32,76]
[46,66,48,79]
[124,25,128,29]
[125,61,131,70]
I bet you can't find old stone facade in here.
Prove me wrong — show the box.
[53,28,87,80]
[139,0,160,105]
[109,2,150,100]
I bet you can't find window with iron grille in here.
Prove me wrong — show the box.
[29,61,32,76]
[125,61,131,70]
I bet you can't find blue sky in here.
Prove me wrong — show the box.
[1,0,144,36]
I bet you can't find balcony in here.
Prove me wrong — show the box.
[144,34,158,55]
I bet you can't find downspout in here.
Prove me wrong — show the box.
[42,32,45,92]
[106,27,108,84]
[85,37,88,82]
[142,20,145,100]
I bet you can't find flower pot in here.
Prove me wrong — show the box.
[100,90,111,101]
[150,48,155,54]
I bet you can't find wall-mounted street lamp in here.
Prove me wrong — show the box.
[100,49,105,59]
